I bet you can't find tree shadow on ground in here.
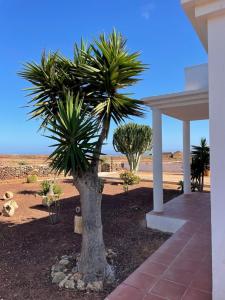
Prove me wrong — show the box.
[17,190,37,195]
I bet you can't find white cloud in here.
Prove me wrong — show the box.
[141,2,155,20]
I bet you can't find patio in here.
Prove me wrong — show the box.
[106,192,212,300]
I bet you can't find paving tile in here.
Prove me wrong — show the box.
[106,283,146,300]
[151,279,186,300]
[179,222,200,235]
[105,193,212,299]
[178,247,207,262]
[190,265,212,292]
[170,257,201,273]
[143,293,166,300]
[159,239,188,256]
[162,267,194,286]
[149,251,177,266]
[203,254,212,269]
[181,288,212,300]
[124,271,157,292]
[198,223,211,234]
[137,261,168,277]
[172,231,191,241]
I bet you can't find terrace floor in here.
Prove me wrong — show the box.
[106,192,212,300]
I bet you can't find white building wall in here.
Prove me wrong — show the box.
[185,64,208,91]
[208,14,225,300]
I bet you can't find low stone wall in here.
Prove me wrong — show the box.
[0,161,125,180]
[0,156,152,180]
[0,165,56,181]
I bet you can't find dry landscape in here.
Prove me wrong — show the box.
[0,155,210,299]
[0,155,49,167]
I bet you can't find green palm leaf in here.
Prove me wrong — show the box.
[46,93,100,176]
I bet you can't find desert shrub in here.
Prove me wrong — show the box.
[27,174,38,183]
[18,160,28,166]
[177,180,184,193]
[39,180,50,195]
[39,180,62,225]
[39,180,62,196]
[120,171,140,192]
[53,183,62,196]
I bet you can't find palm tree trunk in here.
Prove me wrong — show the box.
[73,123,114,283]
[74,172,112,283]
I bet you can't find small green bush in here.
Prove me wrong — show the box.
[39,180,51,195]
[53,183,62,196]
[39,180,62,196]
[120,171,140,192]
[27,174,38,183]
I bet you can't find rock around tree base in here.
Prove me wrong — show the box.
[51,250,116,292]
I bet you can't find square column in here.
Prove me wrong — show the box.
[183,120,191,194]
[152,108,163,212]
[208,13,225,300]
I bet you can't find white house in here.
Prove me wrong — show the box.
[144,1,225,299]
[144,63,209,229]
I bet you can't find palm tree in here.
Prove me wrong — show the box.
[113,123,152,172]
[191,138,210,192]
[19,30,146,284]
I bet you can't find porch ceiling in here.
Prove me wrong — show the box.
[143,89,209,121]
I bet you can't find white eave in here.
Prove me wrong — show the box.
[181,0,208,50]
[143,89,209,121]
[182,0,225,52]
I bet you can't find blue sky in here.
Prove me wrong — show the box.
[0,0,208,155]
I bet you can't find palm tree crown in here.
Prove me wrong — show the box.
[19,30,146,174]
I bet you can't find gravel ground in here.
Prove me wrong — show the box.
[0,179,179,300]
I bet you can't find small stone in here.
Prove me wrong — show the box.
[52,272,66,284]
[52,264,66,272]
[71,266,78,273]
[64,279,75,289]
[58,276,68,288]
[61,255,70,260]
[73,272,82,281]
[106,249,117,259]
[76,279,85,291]
[51,265,55,271]
[86,281,103,292]
[59,259,70,266]
[2,200,18,217]
[3,191,14,200]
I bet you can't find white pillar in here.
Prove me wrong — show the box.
[208,14,225,300]
[183,120,191,194]
[152,108,163,212]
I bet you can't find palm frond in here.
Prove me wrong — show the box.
[46,93,100,176]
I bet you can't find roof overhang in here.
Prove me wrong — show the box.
[143,89,209,121]
[182,0,225,52]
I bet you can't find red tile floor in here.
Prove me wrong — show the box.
[106,193,212,300]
